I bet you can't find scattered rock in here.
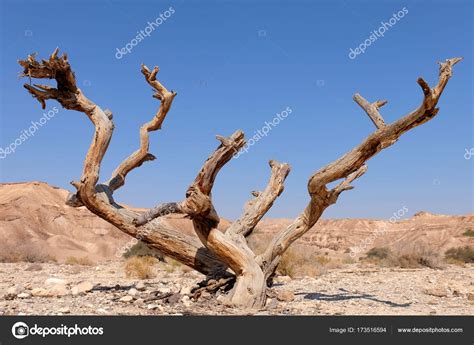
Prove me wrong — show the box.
[424,287,448,298]
[159,287,172,294]
[180,285,193,295]
[147,304,163,311]
[31,288,54,297]
[17,293,31,299]
[26,263,43,271]
[166,293,181,304]
[277,290,295,302]
[119,296,134,303]
[128,288,138,296]
[182,295,192,307]
[135,281,146,291]
[71,281,94,296]
[266,298,278,309]
[4,293,16,300]
[49,285,69,297]
[45,278,67,286]
[58,307,70,314]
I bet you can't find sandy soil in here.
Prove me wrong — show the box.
[1,261,472,316]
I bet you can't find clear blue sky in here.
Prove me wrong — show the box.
[0,0,472,220]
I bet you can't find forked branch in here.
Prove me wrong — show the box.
[259,57,462,279]
[106,65,177,192]
[19,50,462,309]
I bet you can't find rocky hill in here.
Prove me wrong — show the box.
[0,182,472,261]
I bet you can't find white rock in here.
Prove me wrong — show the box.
[45,278,67,286]
[49,284,69,297]
[180,286,193,295]
[128,288,138,296]
[159,287,172,294]
[135,281,146,291]
[119,296,134,303]
[96,308,108,314]
[181,295,192,307]
[17,293,30,299]
[71,281,94,295]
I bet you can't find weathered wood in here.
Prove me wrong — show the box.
[19,50,461,308]
[258,57,462,280]
[353,93,386,129]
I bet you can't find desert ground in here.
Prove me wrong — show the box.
[0,182,473,315]
[0,261,473,316]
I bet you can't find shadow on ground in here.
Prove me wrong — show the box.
[296,288,411,307]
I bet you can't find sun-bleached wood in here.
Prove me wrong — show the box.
[19,50,461,308]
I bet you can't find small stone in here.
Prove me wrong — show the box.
[26,263,43,271]
[166,293,181,304]
[134,298,144,305]
[58,307,70,314]
[200,291,211,299]
[277,289,295,302]
[182,295,192,307]
[424,287,448,298]
[128,288,138,296]
[180,286,193,295]
[31,288,53,297]
[17,293,30,299]
[160,287,172,294]
[96,308,108,314]
[266,298,278,309]
[4,293,16,301]
[71,281,94,295]
[135,281,146,291]
[119,295,134,303]
[49,284,69,297]
[45,278,67,286]
[467,293,474,301]
[147,304,159,310]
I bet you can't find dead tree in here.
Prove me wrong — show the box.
[18,49,461,308]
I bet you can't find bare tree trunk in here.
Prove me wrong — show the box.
[19,49,461,308]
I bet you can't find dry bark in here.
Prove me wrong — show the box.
[19,49,461,308]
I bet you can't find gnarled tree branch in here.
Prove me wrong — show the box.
[258,57,462,280]
[19,49,227,277]
[106,65,177,192]
[19,50,461,309]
